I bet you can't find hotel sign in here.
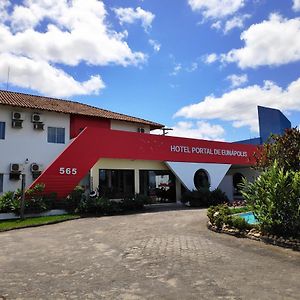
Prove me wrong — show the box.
[170,145,248,158]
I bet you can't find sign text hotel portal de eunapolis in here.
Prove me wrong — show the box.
[170,145,248,158]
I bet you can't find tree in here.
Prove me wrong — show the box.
[253,127,300,172]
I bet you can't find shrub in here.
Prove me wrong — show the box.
[67,186,85,212]
[231,216,252,231]
[181,188,211,207]
[0,191,18,213]
[241,161,300,237]
[209,188,229,206]
[182,188,229,208]
[207,204,231,229]
[121,195,144,211]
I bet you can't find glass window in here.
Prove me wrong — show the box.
[139,170,176,203]
[233,173,245,196]
[47,127,65,144]
[194,169,209,190]
[0,122,5,139]
[99,169,134,199]
[0,174,3,193]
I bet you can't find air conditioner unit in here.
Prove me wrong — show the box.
[33,123,44,130]
[12,120,23,128]
[10,163,24,173]
[12,111,24,120]
[31,113,43,123]
[30,163,43,173]
[137,127,145,133]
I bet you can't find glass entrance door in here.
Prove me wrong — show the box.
[139,170,176,203]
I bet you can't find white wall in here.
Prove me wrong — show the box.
[0,105,70,193]
[165,162,231,191]
[218,167,259,201]
[111,120,150,133]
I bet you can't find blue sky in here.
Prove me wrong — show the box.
[0,0,300,141]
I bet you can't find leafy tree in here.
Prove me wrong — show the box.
[241,162,300,237]
[253,127,300,171]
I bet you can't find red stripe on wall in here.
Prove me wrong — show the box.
[30,127,257,198]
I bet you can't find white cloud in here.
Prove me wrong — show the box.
[175,77,300,132]
[113,6,155,32]
[0,53,105,98]
[224,14,250,33]
[221,14,300,68]
[0,0,146,97]
[226,74,248,88]
[149,39,161,52]
[204,53,218,64]
[187,62,198,72]
[188,0,245,19]
[211,21,222,30]
[293,0,300,11]
[170,63,182,76]
[152,121,225,140]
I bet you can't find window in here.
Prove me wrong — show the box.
[99,169,134,199]
[0,122,5,139]
[0,174,3,193]
[194,169,210,190]
[233,173,245,196]
[47,127,65,144]
[139,170,176,203]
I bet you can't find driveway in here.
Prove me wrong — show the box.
[0,205,299,299]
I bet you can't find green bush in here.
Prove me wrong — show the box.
[207,204,231,229]
[67,185,85,212]
[209,188,229,206]
[231,216,252,231]
[121,195,144,211]
[182,188,229,208]
[207,204,254,231]
[241,161,300,237]
[0,184,53,214]
[181,188,211,207]
[0,191,18,213]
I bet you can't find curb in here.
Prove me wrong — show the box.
[207,221,300,251]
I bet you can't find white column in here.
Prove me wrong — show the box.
[134,168,140,194]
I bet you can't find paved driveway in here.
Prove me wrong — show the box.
[0,205,299,299]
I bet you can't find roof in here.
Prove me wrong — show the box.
[0,90,164,130]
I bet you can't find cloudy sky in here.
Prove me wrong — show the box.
[0,0,300,141]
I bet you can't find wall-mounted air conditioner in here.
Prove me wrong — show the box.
[10,163,24,173]
[30,163,43,173]
[12,111,24,120]
[31,113,43,123]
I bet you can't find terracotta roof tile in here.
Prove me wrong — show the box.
[0,90,164,129]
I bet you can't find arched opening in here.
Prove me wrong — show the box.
[233,173,245,196]
[194,169,210,190]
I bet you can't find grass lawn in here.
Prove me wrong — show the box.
[0,214,80,232]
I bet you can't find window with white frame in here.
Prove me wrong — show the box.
[47,127,65,144]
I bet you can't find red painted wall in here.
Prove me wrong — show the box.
[70,115,110,139]
[30,127,257,198]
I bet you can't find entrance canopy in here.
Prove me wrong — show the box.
[30,127,257,198]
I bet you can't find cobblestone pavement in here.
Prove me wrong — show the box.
[0,205,299,299]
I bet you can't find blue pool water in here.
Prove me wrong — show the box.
[237,212,258,224]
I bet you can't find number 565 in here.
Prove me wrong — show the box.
[59,167,77,175]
